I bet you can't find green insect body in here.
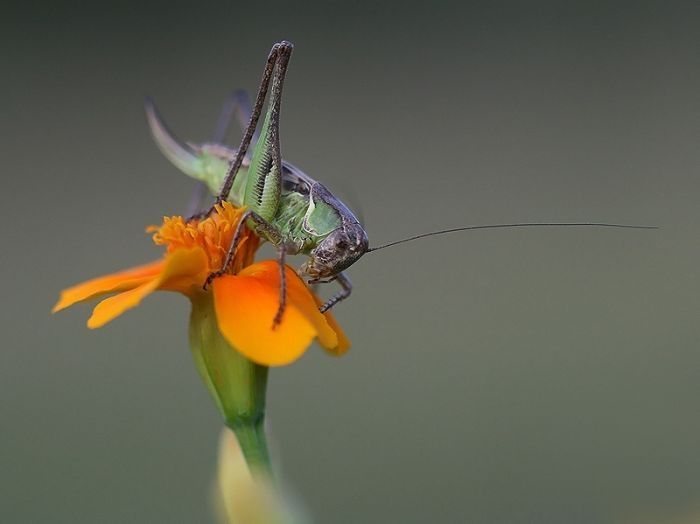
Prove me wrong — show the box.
[145,130,346,257]
[145,41,654,320]
[145,42,365,316]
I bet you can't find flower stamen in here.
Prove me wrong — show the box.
[150,202,259,280]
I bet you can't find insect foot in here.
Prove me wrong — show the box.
[188,197,225,223]
[203,270,225,290]
[271,303,286,331]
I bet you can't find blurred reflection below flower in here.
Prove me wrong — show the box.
[215,427,309,524]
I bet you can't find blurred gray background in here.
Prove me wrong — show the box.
[2,1,699,522]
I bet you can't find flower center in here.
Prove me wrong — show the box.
[150,202,260,274]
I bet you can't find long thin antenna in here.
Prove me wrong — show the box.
[366,222,657,253]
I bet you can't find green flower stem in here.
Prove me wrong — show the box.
[189,291,273,478]
[229,419,272,478]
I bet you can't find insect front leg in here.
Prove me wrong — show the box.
[273,243,288,327]
[204,210,282,288]
[317,272,353,313]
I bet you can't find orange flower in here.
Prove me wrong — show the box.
[53,202,349,366]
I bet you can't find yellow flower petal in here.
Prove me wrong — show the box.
[213,261,340,366]
[240,262,340,349]
[87,247,208,328]
[319,307,351,356]
[52,260,165,313]
[87,279,161,329]
[54,201,350,367]
[213,275,315,366]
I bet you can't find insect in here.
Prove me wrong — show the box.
[146,41,654,325]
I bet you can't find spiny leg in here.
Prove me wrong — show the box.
[219,41,292,203]
[318,272,353,313]
[203,210,282,289]
[203,210,288,327]
[192,41,294,221]
[203,213,249,290]
[273,244,287,328]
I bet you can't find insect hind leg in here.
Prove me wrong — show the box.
[190,41,294,221]
[273,244,287,328]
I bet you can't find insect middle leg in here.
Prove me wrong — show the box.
[204,210,288,327]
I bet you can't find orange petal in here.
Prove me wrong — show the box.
[304,278,351,355]
[87,247,209,328]
[319,307,351,356]
[238,262,340,349]
[213,275,315,366]
[52,260,165,313]
[213,261,340,366]
[87,278,161,329]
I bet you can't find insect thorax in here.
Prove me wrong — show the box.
[270,191,322,253]
[190,146,341,254]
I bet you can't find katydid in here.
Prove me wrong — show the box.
[145,40,654,325]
